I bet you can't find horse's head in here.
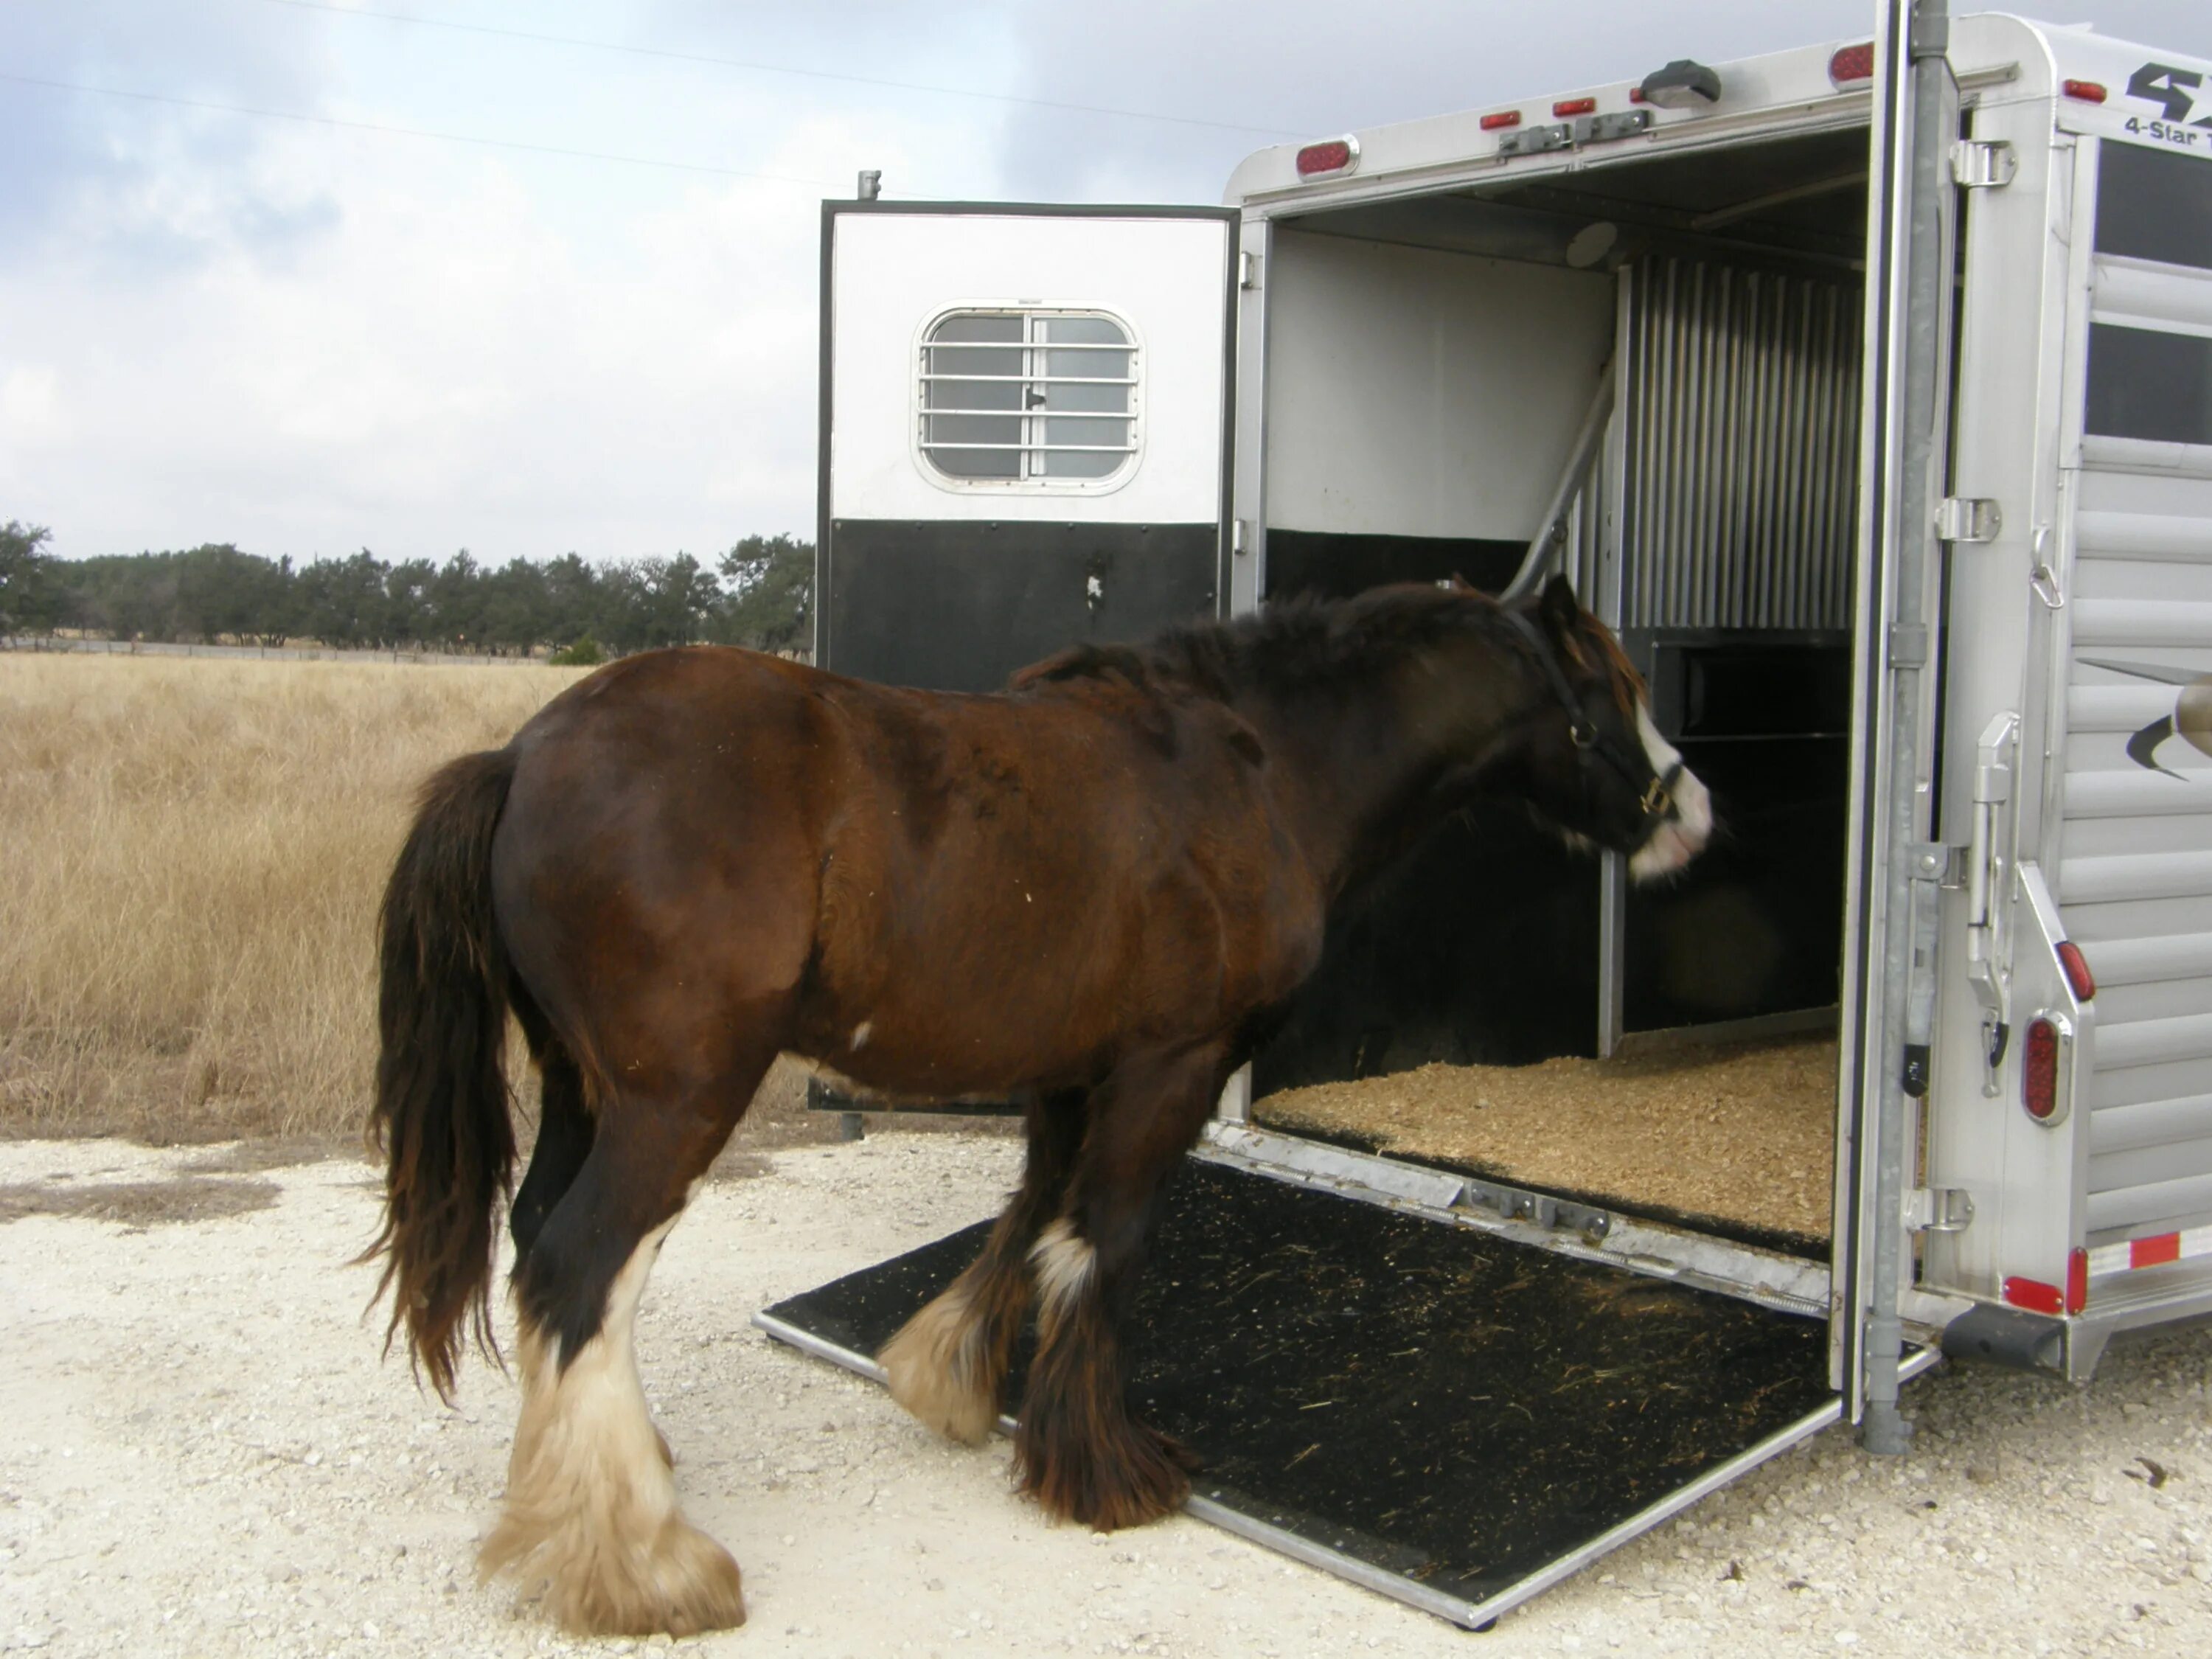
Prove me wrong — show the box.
[1503,574,1712,883]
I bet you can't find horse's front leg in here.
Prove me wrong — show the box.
[882,1085,1085,1442]
[1014,1044,1228,1531]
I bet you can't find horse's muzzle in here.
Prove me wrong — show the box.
[1627,762,1714,883]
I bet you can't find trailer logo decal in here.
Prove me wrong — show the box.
[2126,63,2211,128]
[2080,658,2212,775]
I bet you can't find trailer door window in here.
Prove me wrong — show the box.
[919,310,1135,484]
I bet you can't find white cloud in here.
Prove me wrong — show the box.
[0,73,1006,562]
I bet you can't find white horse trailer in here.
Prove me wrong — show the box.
[788,2,2212,1627]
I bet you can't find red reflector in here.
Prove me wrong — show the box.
[1295,139,1355,177]
[2022,1015,2061,1121]
[1480,111,1522,131]
[1628,87,1649,105]
[1829,42,1876,86]
[2133,1233,2182,1270]
[2067,1248,2088,1315]
[2056,940,2096,1002]
[2062,79,2108,103]
[2004,1276,2063,1315]
[1554,97,1598,116]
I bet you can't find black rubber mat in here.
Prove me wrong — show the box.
[762,1158,1832,1609]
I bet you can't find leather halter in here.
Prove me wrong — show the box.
[1503,610,1681,820]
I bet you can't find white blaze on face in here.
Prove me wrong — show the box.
[1628,702,1714,883]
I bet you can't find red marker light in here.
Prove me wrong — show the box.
[2062,80,2108,104]
[1829,43,1877,86]
[2056,940,2096,1002]
[2066,1248,2088,1315]
[2022,1015,2061,1121]
[1554,97,1598,116]
[1295,138,1357,178]
[1480,111,1522,131]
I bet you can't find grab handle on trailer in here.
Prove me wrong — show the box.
[1966,712,2018,1096]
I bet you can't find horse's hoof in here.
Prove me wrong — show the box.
[481,1504,745,1635]
[1018,1419,1194,1531]
[880,1290,998,1445]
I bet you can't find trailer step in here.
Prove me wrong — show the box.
[757,1158,1868,1629]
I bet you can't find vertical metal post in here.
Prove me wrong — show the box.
[1596,301,1632,1060]
[1863,0,1952,1458]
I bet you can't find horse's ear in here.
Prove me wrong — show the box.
[1538,571,1581,639]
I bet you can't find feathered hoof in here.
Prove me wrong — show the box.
[880,1289,998,1445]
[480,1500,745,1637]
[1018,1418,1197,1532]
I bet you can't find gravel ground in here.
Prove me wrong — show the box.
[2,1131,2210,1659]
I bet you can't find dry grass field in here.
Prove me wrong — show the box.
[0,653,590,1140]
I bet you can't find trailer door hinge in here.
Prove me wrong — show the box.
[1571,109,1653,145]
[1936,497,2003,543]
[1888,623,1929,667]
[1239,249,1261,290]
[1498,122,1576,159]
[1231,518,1251,558]
[1951,139,2018,189]
[1904,1187,1975,1234]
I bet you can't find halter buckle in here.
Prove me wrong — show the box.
[1641,776,1672,815]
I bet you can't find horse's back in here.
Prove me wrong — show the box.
[490,644,1315,1094]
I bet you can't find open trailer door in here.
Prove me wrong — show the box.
[1835,0,1963,1438]
[816,200,1237,692]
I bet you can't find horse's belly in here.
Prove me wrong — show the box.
[796,929,1131,1096]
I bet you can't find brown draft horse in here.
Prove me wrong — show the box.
[366,573,1711,1636]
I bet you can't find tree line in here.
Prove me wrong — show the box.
[0,521,813,660]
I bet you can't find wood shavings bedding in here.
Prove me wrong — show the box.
[1253,1035,1837,1243]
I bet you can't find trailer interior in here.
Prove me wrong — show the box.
[1243,122,1875,1256]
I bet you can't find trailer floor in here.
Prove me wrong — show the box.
[759,1158,1833,1623]
[1253,1034,1836,1250]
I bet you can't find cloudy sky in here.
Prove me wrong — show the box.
[4,1,2206,566]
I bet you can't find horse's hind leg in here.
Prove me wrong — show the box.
[881,1086,1084,1442]
[479,1043,774,1637]
[509,1041,594,1266]
[1015,1046,1226,1531]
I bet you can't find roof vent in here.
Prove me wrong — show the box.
[1638,59,1722,110]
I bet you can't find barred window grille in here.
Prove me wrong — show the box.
[919,310,1136,483]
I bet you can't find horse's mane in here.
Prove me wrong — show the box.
[1011,582,1644,714]
[1557,609,1646,717]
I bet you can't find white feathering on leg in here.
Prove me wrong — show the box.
[1029,1218,1097,1335]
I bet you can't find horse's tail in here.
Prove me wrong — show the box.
[364,747,521,1402]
